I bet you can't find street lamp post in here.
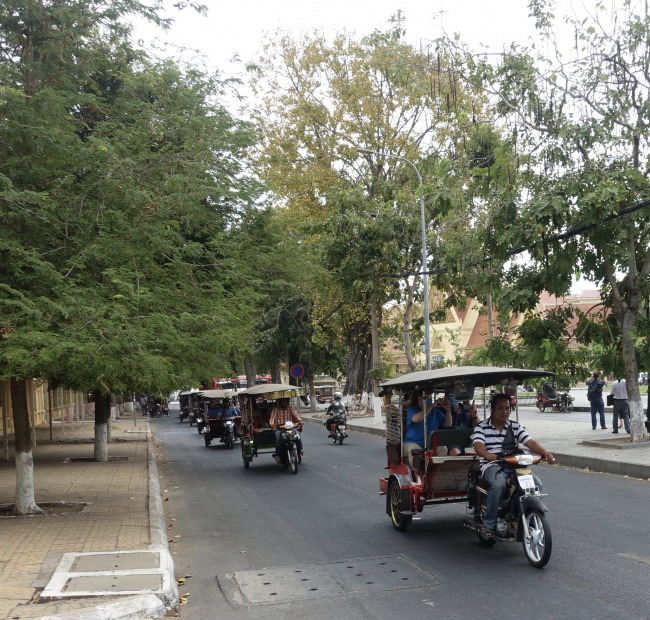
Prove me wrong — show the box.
[357,148,431,370]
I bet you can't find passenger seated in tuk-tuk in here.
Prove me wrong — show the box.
[206,400,223,419]
[444,395,480,455]
[269,397,304,457]
[402,392,453,467]
[252,401,271,429]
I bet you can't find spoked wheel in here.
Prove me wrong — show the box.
[523,509,552,568]
[566,402,574,412]
[289,446,299,474]
[388,479,411,532]
[558,401,566,412]
[537,402,545,412]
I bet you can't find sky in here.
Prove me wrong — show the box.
[133,1,627,293]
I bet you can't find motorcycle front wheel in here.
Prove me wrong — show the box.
[523,509,552,568]
[537,402,545,412]
[566,402,574,412]
[289,445,299,474]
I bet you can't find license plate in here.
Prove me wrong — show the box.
[518,474,535,490]
[338,425,346,430]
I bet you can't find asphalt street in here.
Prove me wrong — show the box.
[154,403,650,620]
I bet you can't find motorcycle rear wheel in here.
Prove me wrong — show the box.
[566,402,574,412]
[558,401,566,412]
[523,509,552,568]
[204,433,212,447]
[338,433,344,445]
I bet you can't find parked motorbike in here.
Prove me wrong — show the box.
[536,382,574,412]
[466,454,552,568]
[152,404,163,418]
[275,422,302,474]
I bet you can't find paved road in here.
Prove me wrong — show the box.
[154,404,650,620]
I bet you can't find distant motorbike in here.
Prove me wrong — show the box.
[330,415,348,445]
[179,407,190,423]
[188,410,196,426]
[221,417,236,449]
[196,412,205,433]
[536,383,574,412]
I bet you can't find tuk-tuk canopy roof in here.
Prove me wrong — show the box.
[380,366,554,392]
[197,389,236,399]
[179,390,199,396]
[239,383,303,399]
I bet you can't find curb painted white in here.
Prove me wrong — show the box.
[31,593,165,620]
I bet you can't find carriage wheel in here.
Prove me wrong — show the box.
[388,479,411,532]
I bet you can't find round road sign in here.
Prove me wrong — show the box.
[290,364,304,379]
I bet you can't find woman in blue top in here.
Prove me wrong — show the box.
[403,391,452,467]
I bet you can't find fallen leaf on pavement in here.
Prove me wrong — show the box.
[164,497,169,501]
[240,550,246,553]
[168,539,173,543]
[176,578,186,585]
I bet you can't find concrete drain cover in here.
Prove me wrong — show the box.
[324,556,435,592]
[65,574,162,593]
[233,556,436,604]
[41,549,175,601]
[72,552,159,572]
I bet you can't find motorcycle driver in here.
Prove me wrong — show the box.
[219,398,241,440]
[473,393,555,538]
[269,397,304,458]
[325,392,349,438]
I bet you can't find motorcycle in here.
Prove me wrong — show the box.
[275,421,302,474]
[536,383,574,412]
[466,454,552,568]
[221,417,236,449]
[188,410,195,426]
[196,412,205,433]
[330,415,348,445]
[179,407,190,423]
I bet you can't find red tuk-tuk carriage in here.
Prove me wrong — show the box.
[378,366,555,567]
[198,389,241,449]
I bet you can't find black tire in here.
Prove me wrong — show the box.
[244,459,250,468]
[522,509,552,568]
[566,402,574,412]
[229,432,235,449]
[388,479,411,532]
[289,445,299,474]
[338,433,344,445]
[204,433,212,447]
[558,401,566,412]
[537,402,545,412]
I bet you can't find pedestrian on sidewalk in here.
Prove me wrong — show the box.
[587,371,607,430]
[610,378,630,434]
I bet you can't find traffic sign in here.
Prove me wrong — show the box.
[289,364,304,379]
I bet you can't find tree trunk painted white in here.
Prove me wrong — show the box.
[14,450,42,514]
[94,423,109,462]
[10,377,42,514]
[124,392,134,413]
[94,391,111,462]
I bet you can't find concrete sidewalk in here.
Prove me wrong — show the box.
[0,417,170,620]
[304,407,650,479]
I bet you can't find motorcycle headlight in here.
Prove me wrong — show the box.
[516,455,534,466]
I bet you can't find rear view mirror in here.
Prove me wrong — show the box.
[453,381,475,401]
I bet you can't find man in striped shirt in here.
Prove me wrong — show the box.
[473,393,554,538]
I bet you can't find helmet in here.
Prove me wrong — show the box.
[333,392,343,400]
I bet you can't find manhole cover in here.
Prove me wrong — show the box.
[233,557,436,604]
[323,557,436,592]
[233,565,342,603]
[64,574,161,593]
[72,552,159,572]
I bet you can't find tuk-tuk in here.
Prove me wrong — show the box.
[378,366,555,568]
[198,389,241,449]
[238,384,303,472]
[178,390,196,422]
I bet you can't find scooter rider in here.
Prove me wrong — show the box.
[325,392,349,437]
[219,398,241,441]
[270,397,304,458]
[473,393,555,538]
